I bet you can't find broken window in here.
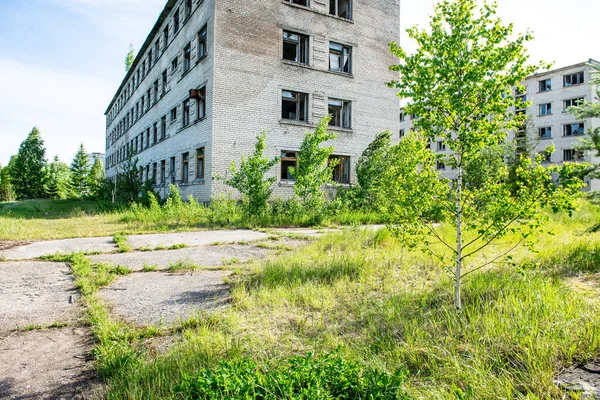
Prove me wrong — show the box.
[161,160,166,184]
[539,127,552,139]
[146,128,150,148]
[283,31,309,64]
[330,0,352,19]
[183,43,191,73]
[152,163,157,184]
[153,122,158,144]
[162,70,168,94]
[564,97,584,110]
[282,90,308,122]
[170,107,177,122]
[328,98,351,128]
[285,0,309,6]
[281,151,298,180]
[399,129,405,138]
[329,42,351,73]
[330,155,350,184]
[170,157,176,184]
[198,25,208,60]
[171,56,178,74]
[182,152,189,183]
[154,80,159,102]
[437,141,446,151]
[539,79,551,92]
[564,123,585,136]
[161,116,167,140]
[539,103,552,116]
[563,149,583,162]
[148,50,153,69]
[174,8,180,33]
[185,0,192,19]
[564,71,584,87]
[196,147,205,179]
[183,99,191,127]
[196,86,206,120]
[163,25,169,47]
[155,40,160,60]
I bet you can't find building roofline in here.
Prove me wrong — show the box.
[527,58,600,80]
[104,0,177,116]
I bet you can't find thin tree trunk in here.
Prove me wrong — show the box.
[455,163,463,310]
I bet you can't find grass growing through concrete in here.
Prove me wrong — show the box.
[113,233,131,253]
[66,201,599,399]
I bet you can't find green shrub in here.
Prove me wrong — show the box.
[175,352,408,400]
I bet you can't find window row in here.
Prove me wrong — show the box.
[282,30,352,74]
[140,148,205,186]
[281,151,351,184]
[536,123,586,139]
[284,0,353,20]
[537,71,585,92]
[539,149,585,163]
[107,0,206,126]
[281,90,352,129]
[537,97,585,116]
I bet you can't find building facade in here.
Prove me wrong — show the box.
[399,59,600,191]
[105,0,401,201]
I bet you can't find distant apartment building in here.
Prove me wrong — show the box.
[86,153,105,167]
[399,59,600,191]
[104,0,401,201]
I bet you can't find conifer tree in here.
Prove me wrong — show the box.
[11,127,47,200]
[88,157,105,197]
[70,144,90,198]
[44,156,71,199]
[0,164,15,201]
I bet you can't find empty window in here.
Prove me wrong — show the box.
[563,149,583,162]
[161,160,166,184]
[154,40,160,60]
[564,71,584,87]
[196,86,206,120]
[282,90,308,121]
[170,107,177,122]
[162,70,168,94]
[170,157,176,184]
[285,0,308,5]
[329,42,351,73]
[399,112,405,122]
[196,147,205,179]
[174,8,180,33]
[148,50,153,69]
[283,31,309,64]
[564,123,585,136]
[152,163,157,184]
[140,133,144,150]
[539,103,552,116]
[183,43,191,73]
[437,141,446,151]
[539,127,552,139]
[161,116,167,140]
[163,25,169,47]
[182,152,189,183]
[328,99,351,128]
[153,122,158,144]
[185,0,192,18]
[330,0,352,19]
[539,79,551,92]
[437,161,446,170]
[330,155,350,184]
[399,129,405,138]
[145,165,150,181]
[198,25,208,60]
[281,151,298,180]
[154,80,159,102]
[564,97,584,110]
[183,100,191,127]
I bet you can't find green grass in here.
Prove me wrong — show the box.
[113,232,131,253]
[141,264,159,272]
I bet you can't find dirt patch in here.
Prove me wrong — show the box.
[0,327,98,399]
[0,262,80,334]
[99,271,231,326]
[89,244,270,271]
[0,240,30,253]
[557,358,600,398]
[0,237,116,261]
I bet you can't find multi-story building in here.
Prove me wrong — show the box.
[104,0,401,201]
[399,59,600,191]
[86,152,105,167]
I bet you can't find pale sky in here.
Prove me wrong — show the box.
[0,0,597,166]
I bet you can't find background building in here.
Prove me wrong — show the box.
[105,0,401,201]
[399,59,600,191]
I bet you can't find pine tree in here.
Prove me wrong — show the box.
[0,164,14,201]
[11,127,47,200]
[70,144,90,198]
[44,156,71,199]
[88,157,105,197]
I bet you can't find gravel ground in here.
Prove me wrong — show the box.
[0,262,79,334]
[89,244,270,271]
[0,237,116,261]
[126,230,269,249]
[99,271,232,326]
[0,327,97,399]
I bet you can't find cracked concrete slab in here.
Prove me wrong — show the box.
[0,262,79,333]
[99,271,231,326]
[126,229,269,249]
[0,237,116,261]
[89,244,269,271]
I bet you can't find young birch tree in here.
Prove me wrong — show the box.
[387,0,586,309]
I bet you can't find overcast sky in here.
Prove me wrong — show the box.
[0,0,597,166]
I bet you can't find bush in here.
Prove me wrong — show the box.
[175,352,408,400]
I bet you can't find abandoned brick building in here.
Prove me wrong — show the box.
[104,0,401,201]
